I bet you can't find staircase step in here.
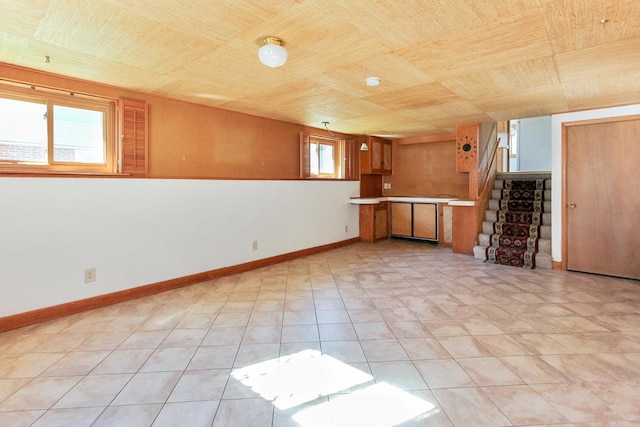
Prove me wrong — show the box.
[483,222,551,239]
[484,210,552,225]
[536,252,553,269]
[473,245,553,269]
[478,172,552,270]
[491,188,551,200]
[478,234,551,255]
[496,172,551,181]
[489,199,552,213]
[473,245,485,259]
[495,179,552,190]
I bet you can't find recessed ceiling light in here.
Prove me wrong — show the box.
[365,77,381,87]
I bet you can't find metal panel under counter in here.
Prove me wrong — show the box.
[350,196,470,244]
[390,201,438,241]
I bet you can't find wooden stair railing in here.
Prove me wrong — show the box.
[475,122,500,233]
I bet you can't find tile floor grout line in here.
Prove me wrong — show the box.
[1,241,640,425]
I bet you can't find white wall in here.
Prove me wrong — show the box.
[551,104,640,262]
[0,178,360,316]
[519,116,552,171]
[497,131,508,171]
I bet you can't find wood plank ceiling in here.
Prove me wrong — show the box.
[1,0,639,137]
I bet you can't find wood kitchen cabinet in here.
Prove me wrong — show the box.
[361,136,392,175]
[359,202,389,243]
[390,202,437,241]
[452,205,477,254]
[439,204,453,246]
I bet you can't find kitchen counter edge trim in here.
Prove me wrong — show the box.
[350,197,476,206]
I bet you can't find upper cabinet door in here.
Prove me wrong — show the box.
[371,140,383,170]
[361,136,392,175]
[382,141,392,173]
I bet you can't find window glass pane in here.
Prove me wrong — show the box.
[318,143,335,174]
[0,97,47,162]
[310,142,319,175]
[53,105,105,164]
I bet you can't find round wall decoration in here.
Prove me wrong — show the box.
[456,130,478,172]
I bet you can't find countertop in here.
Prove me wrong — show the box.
[349,196,476,206]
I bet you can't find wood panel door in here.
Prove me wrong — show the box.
[374,205,389,240]
[565,117,640,279]
[382,142,392,174]
[371,139,384,170]
[361,137,392,175]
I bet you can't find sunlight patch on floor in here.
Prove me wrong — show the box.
[231,349,437,425]
[293,382,437,427]
[231,349,373,410]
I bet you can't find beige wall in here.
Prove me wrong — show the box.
[382,140,468,198]
[0,63,303,179]
[148,98,301,178]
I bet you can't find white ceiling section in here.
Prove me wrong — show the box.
[1,0,639,137]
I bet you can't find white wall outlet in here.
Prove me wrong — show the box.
[84,268,96,283]
[383,182,391,190]
[252,241,258,251]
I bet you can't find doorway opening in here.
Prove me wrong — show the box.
[498,116,552,173]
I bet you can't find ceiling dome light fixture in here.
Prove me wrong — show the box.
[365,77,381,87]
[258,37,288,68]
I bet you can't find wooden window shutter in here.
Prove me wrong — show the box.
[119,99,148,174]
[344,138,358,180]
[300,131,311,178]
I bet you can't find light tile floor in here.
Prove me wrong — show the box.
[1,240,640,426]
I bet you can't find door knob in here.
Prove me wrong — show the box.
[569,203,577,208]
